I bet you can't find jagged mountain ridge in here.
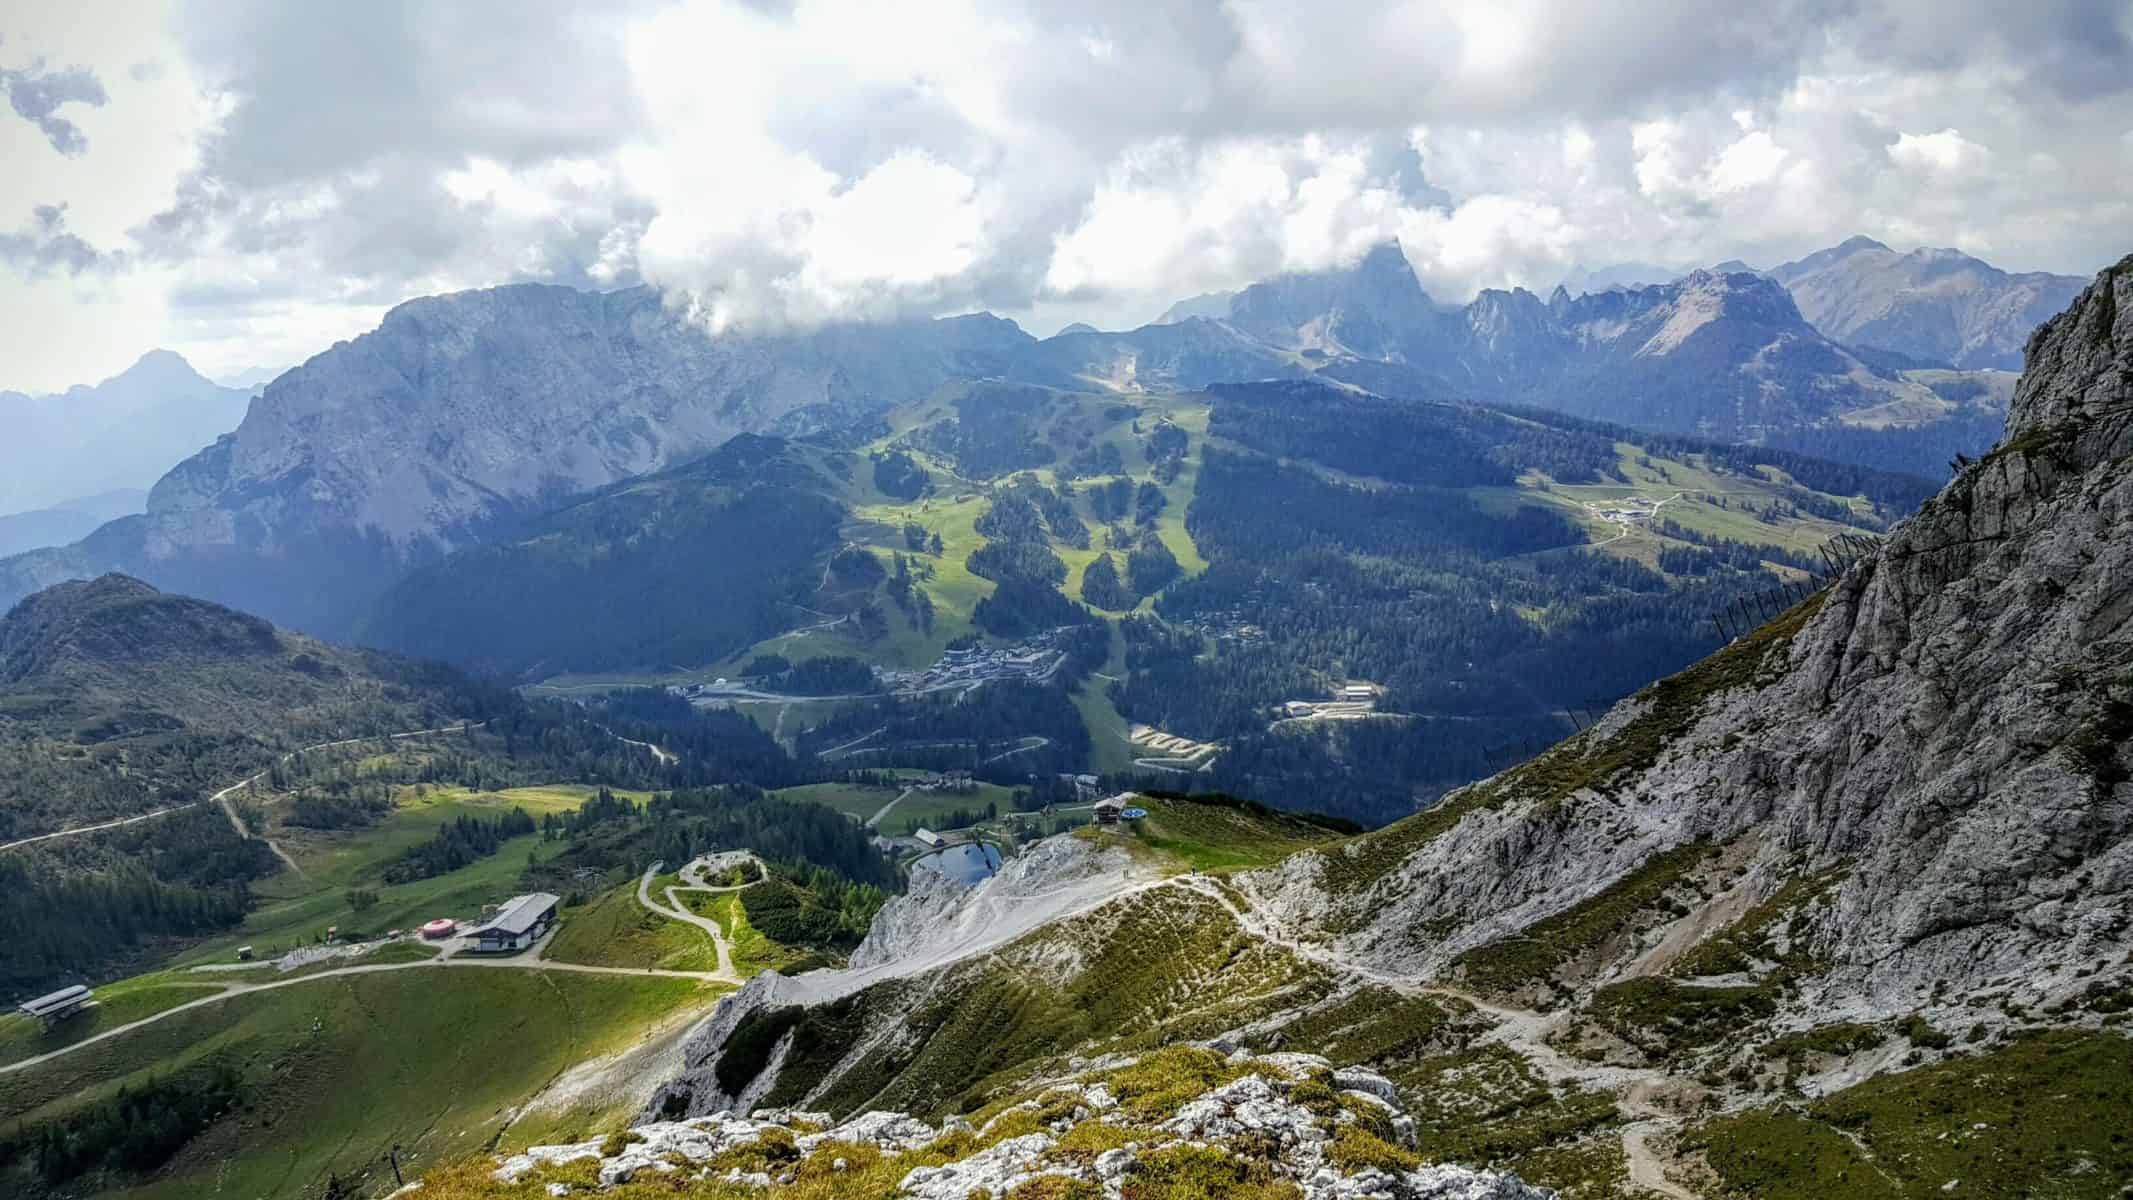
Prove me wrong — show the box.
[1770,235,2087,370]
[1163,245,1963,442]
[0,242,2068,643]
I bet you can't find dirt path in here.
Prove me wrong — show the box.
[979,735,1050,765]
[1623,1122,1699,1199]
[816,725,887,760]
[601,726,680,766]
[867,787,916,829]
[1170,874,1719,1196]
[214,779,306,878]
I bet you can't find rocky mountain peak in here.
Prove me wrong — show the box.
[1835,233,1893,255]
[2006,252,2131,452]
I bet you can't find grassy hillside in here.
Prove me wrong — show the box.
[0,969,720,1199]
[771,778,1018,832]
[1105,792,1351,873]
[0,574,509,840]
[544,878,720,973]
[170,784,635,968]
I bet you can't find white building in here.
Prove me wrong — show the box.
[463,893,560,953]
[914,828,948,850]
[18,984,93,1026]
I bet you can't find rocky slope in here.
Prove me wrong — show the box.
[427,1054,1546,1200]
[1769,236,2086,370]
[0,350,251,516]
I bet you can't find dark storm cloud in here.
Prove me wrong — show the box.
[1,61,109,156]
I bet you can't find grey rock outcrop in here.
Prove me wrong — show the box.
[489,1056,1551,1199]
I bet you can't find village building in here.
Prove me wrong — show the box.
[462,893,559,953]
[18,984,93,1026]
[914,828,948,850]
[1093,794,1132,825]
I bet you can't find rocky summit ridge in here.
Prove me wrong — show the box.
[422,1050,1546,1200]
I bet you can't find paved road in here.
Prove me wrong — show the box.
[635,856,770,984]
[0,721,491,855]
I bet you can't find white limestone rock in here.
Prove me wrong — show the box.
[897,1132,1058,1200]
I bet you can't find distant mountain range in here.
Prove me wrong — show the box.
[1111,243,1977,440]
[0,489,146,559]
[1767,235,2086,369]
[0,350,252,517]
[0,237,2086,644]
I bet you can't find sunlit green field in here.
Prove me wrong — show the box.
[171,784,635,968]
[543,878,720,973]
[0,969,720,1200]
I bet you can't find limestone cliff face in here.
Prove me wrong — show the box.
[1247,254,2133,1016]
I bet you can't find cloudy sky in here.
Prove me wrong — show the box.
[2,0,2128,392]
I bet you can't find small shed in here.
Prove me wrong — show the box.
[1093,795,1131,825]
[914,828,948,850]
[18,984,94,1027]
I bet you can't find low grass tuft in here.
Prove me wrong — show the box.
[1688,1031,2133,1200]
[1327,1124,1420,1174]
[1122,1143,1304,1200]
